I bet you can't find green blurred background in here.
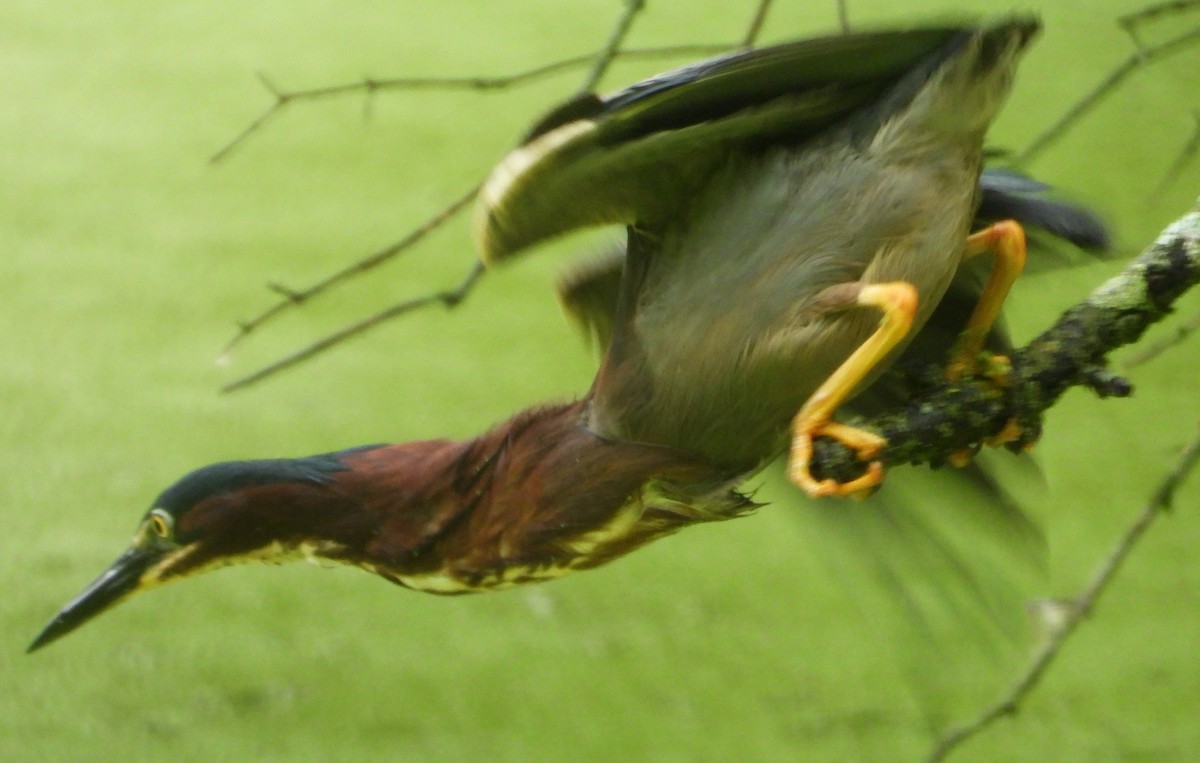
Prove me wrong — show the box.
[4,1,1199,761]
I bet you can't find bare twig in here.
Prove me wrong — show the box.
[577,0,646,93]
[222,261,485,393]
[1155,110,1200,195]
[210,44,730,165]
[923,420,1200,762]
[216,7,741,378]
[1119,0,1200,46]
[1123,305,1200,367]
[209,73,291,165]
[741,0,774,47]
[220,183,479,357]
[836,0,850,33]
[1017,11,1200,165]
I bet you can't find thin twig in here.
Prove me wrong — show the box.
[1123,306,1200,367]
[222,262,485,393]
[577,0,646,93]
[220,183,480,357]
[210,44,730,164]
[1119,0,1200,47]
[836,0,850,33]
[741,0,774,47]
[1017,19,1200,165]
[1155,110,1200,195]
[219,7,717,372]
[217,7,742,380]
[924,422,1200,762]
[209,73,291,165]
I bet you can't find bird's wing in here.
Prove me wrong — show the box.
[555,172,1110,358]
[975,167,1111,267]
[474,27,965,264]
[556,243,626,351]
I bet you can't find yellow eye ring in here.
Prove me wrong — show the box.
[148,509,174,540]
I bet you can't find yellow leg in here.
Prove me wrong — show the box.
[945,220,1027,381]
[944,220,1030,467]
[788,282,917,498]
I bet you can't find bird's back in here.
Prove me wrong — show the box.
[588,20,1038,470]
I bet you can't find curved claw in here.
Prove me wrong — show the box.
[949,417,1032,469]
[946,348,1015,386]
[785,281,914,499]
[985,418,1025,447]
[789,422,887,498]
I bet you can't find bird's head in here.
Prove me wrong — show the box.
[28,449,376,652]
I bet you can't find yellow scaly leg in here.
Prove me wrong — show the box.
[945,220,1027,381]
[788,282,918,498]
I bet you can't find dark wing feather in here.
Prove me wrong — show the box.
[977,168,1109,254]
[593,28,962,143]
[475,27,966,264]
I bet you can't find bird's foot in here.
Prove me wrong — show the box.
[985,417,1025,448]
[943,349,1032,467]
[948,417,1029,468]
[789,421,886,499]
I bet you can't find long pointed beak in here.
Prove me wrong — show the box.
[28,546,165,653]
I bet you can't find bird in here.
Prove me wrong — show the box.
[29,16,1107,652]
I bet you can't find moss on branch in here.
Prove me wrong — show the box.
[812,199,1200,484]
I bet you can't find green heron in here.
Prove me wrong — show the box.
[30,17,1106,651]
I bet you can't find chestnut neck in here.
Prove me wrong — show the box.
[299,400,753,588]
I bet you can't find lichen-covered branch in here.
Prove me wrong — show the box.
[811,198,1200,483]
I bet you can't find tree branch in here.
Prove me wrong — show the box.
[810,198,1200,483]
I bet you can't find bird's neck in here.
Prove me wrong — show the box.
[324,400,755,592]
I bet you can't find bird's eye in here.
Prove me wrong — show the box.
[148,509,174,540]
